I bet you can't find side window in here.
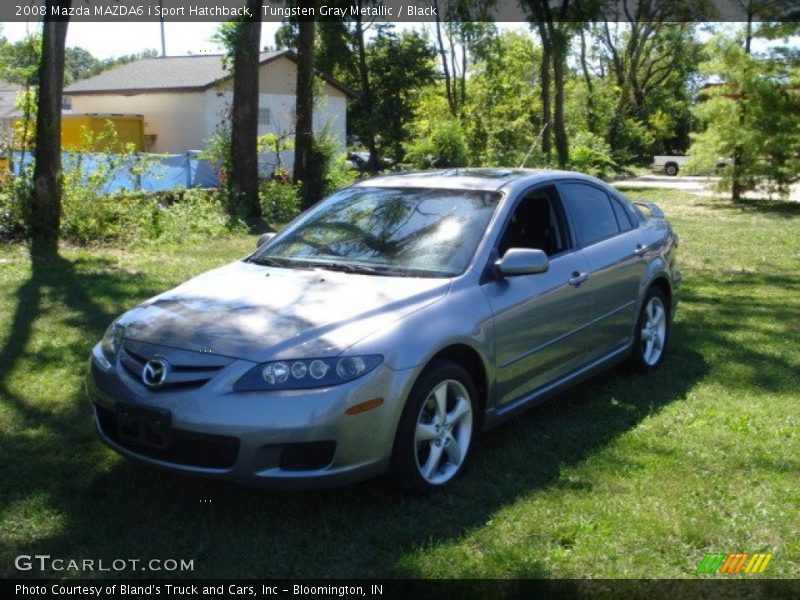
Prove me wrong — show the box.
[498,186,569,257]
[560,182,620,247]
[610,196,634,232]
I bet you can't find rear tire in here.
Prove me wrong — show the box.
[628,287,670,372]
[665,163,679,176]
[390,360,477,494]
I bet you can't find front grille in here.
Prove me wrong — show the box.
[95,403,240,469]
[119,340,232,391]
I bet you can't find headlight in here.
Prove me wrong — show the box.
[100,320,125,363]
[234,355,383,391]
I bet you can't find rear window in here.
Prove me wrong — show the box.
[610,196,634,232]
[560,182,620,247]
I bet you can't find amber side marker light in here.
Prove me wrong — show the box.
[346,398,384,415]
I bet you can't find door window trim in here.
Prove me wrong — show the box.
[480,184,576,284]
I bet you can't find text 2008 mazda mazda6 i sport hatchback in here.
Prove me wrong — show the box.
[88,169,681,492]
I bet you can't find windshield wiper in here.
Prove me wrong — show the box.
[249,256,289,268]
[308,262,379,275]
[310,262,442,277]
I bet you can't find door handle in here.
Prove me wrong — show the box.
[634,244,648,256]
[568,271,588,287]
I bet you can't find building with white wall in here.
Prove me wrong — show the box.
[64,51,353,176]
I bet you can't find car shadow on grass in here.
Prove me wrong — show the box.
[2,248,711,580]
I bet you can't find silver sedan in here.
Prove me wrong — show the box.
[87,169,681,492]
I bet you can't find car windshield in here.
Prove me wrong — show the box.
[253,187,501,277]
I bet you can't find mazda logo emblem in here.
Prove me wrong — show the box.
[142,358,169,388]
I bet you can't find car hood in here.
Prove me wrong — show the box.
[119,260,450,361]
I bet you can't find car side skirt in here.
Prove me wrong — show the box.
[481,341,632,431]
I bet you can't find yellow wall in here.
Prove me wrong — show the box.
[60,115,145,151]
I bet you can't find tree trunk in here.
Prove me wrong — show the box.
[732,15,752,202]
[30,0,72,253]
[294,17,316,205]
[551,28,569,169]
[433,0,456,116]
[354,11,379,172]
[459,41,467,116]
[229,0,263,226]
[536,21,552,160]
[579,28,596,133]
[31,1,71,255]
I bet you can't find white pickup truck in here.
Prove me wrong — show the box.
[651,155,690,176]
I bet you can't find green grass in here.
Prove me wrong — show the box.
[0,190,798,579]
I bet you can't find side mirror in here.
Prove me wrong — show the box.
[494,248,549,277]
[256,232,276,248]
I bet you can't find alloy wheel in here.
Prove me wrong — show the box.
[414,379,473,485]
[640,296,667,366]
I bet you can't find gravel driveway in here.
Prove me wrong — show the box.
[612,175,800,201]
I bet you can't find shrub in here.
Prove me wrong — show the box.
[0,174,31,242]
[299,128,358,209]
[404,118,468,169]
[59,188,237,245]
[568,132,620,180]
[260,180,301,225]
[152,189,239,244]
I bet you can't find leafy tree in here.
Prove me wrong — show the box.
[404,119,468,169]
[64,47,102,84]
[364,27,437,164]
[690,26,800,199]
[429,1,497,117]
[0,34,40,86]
[595,14,702,164]
[460,31,541,167]
[523,0,584,168]
[314,19,353,80]
[0,35,157,87]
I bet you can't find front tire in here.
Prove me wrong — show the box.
[390,360,477,494]
[629,287,670,372]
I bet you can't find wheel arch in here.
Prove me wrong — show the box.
[428,343,489,424]
[648,275,673,315]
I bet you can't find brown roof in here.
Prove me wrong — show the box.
[64,50,356,98]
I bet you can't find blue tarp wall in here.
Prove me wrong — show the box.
[11,151,220,193]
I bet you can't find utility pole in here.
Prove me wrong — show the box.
[159,0,166,57]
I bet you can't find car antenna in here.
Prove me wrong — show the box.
[519,123,549,169]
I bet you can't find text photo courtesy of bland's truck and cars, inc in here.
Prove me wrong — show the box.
[15,583,384,597]
[24,3,437,18]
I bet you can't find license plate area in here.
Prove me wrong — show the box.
[116,402,172,450]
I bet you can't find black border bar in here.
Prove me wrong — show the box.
[4,0,800,23]
[3,579,800,600]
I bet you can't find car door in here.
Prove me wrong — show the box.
[482,185,593,407]
[558,182,646,361]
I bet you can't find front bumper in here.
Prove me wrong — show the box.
[87,344,414,488]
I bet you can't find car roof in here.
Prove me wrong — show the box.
[352,168,605,192]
